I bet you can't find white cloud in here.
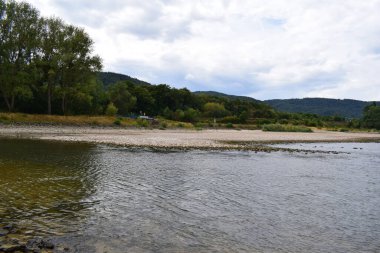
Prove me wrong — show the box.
[23,0,380,100]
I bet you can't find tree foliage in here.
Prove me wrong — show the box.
[362,102,380,129]
[0,0,101,114]
[0,0,367,130]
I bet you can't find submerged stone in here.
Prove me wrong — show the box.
[26,238,55,250]
[0,228,8,236]
[0,243,26,252]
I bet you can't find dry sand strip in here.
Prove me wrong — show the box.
[0,125,379,150]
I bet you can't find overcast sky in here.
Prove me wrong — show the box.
[23,0,380,100]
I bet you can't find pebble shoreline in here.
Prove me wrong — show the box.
[0,125,379,152]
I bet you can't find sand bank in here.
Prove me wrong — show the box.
[0,125,379,149]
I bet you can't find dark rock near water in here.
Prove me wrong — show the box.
[26,238,55,250]
[1,225,17,235]
[0,243,26,252]
[3,225,13,231]
[0,237,55,253]
[0,229,8,237]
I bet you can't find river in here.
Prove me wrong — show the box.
[0,139,379,252]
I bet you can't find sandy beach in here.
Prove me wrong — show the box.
[0,125,379,149]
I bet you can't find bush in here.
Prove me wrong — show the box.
[226,122,234,128]
[262,124,313,132]
[203,102,229,118]
[0,114,10,122]
[173,109,185,121]
[160,122,167,129]
[136,118,149,127]
[278,119,288,124]
[183,108,200,122]
[105,102,118,116]
[113,118,122,126]
[220,116,240,124]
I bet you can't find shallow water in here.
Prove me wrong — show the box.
[0,139,379,252]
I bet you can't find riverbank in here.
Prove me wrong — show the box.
[0,125,379,150]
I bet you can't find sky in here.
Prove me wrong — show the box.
[21,0,380,101]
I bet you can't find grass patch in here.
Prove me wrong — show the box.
[262,124,313,132]
[0,112,138,127]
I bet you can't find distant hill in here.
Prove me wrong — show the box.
[98,72,376,118]
[98,72,151,87]
[194,91,260,103]
[265,98,378,118]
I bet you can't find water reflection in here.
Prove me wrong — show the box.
[0,138,100,236]
[0,140,379,253]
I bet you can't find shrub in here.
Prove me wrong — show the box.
[173,109,185,121]
[105,102,118,116]
[183,108,200,122]
[226,122,234,128]
[136,118,149,127]
[262,124,312,132]
[220,116,240,124]
[0,114,10,122]
[203,102,229,118]
[113,118,122,126]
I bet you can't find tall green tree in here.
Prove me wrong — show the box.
[0,0,40,111]
[203,102,229,118]
[37,17,65,114]
[38,20,102,114]
[108,82,136,115]
[58,25,102,114]
[362,102,380,129]
[129,84,155,115]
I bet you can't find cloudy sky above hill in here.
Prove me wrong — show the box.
[24,0,380,100]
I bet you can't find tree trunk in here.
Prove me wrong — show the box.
[0,86,13,112]
[47,82,52,115]
[2,93,12,112]
[61,93,66,115]
[10,95,15,112]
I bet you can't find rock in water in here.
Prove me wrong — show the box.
[26,238,55,251]
[0,228,8,236]
[0,243,26,252]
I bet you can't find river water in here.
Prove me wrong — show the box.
[0,139,379,252]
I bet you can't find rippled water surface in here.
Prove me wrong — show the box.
[0,139,379,252]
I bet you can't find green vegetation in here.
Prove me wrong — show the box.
[193,91,259,103]
[98,72,151,87]
[262,124,313,132]
[362,102,380,130]
[266,98,380,118]
[0,1,378,131]
[105,103,118,116]
[0,0,102,115]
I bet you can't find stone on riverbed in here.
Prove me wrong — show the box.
[0,243,26,252]
[0,237,55,253]
[0,228,8,236]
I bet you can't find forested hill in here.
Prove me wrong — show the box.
[265,98,378,118]
[98,72,151,87]
[98,73,261,103]
[98,74,373,119]
[193,91,260,103]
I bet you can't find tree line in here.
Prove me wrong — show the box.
[0,0,275,121]
[0,0,101,114]
[105,80,275,123]
[1,1,378,129]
